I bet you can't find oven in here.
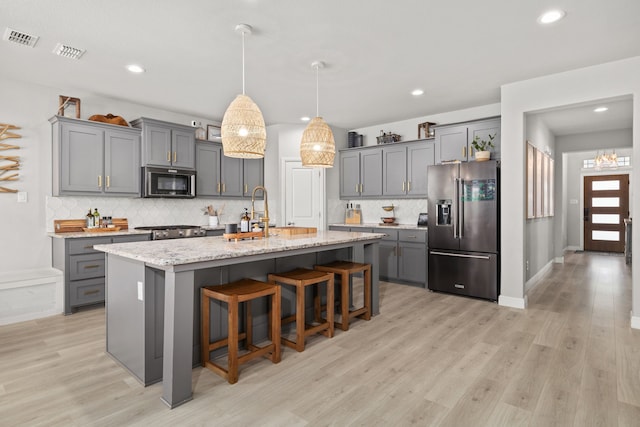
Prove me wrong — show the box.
[135,225,206,240]
[142,166,196,198]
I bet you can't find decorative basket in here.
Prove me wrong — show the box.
[376,133,401,144]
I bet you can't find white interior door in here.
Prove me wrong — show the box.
[282,159,325,229]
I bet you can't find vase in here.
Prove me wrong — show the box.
[475,151,490,161]
[208,216,219,227]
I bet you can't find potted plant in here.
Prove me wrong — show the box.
[471,133,496,161]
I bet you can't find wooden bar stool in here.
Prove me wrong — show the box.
[201,278,281,384]
[314,261,371,331]
[267,269,334,352]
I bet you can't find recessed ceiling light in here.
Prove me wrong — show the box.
[126,64,145,73]
[538,10,566,24]
[411,89,424,96]
[300,116,311,122]
[594,107,608,113]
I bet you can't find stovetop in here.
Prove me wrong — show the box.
[134,225,206,240]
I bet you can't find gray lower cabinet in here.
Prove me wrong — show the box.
[195,140,264,198]
[375,228,428,287]
[132,117,196,169]
[53,234,150,314]
[435,117,501,162]
[50,116,141,196]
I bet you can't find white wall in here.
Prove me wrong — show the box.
[500,56,640,325]
[524,114,556,281]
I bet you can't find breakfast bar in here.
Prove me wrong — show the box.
[95,230,382,408]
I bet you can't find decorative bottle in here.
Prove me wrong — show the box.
[240,208,250,233]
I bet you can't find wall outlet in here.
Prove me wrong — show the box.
[137,281,143,301]
[17,191,27,203]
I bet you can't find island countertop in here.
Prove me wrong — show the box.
[94,230,384,267]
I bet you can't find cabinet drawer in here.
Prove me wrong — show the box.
[374,228,398,241]
[69,278,105,306]
[69,253,105,280]
[399,230,427,243]
[68,237,112,255]
[113,234,151,243]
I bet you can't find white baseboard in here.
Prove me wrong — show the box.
[498,294,528,309]
[525,260,553,293]
[631,312,640,330]
[0,268,63,326]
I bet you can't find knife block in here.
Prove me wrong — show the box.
[345,208,362,224]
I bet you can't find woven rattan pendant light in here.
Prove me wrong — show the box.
[221,24,266,158]
[300,61,335,168]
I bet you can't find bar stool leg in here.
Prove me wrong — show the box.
[295,283,305,352]
[326,275,335,337]
[270,286,281,363]
[227,295,239,384]
[340,271,349,331]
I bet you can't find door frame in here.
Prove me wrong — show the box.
[579,169,632,250]
[280,157,326,230]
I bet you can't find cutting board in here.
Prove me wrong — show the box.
[273,226,317,236]
[54,218,128,233]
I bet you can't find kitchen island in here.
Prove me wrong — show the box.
[95,230,383,408]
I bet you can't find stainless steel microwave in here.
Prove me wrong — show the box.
[142,166,196,198]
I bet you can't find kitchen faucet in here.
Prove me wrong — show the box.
[250,185,270,237]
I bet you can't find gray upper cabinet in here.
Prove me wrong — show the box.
[339,147,382,199]
[381,140,435,197]
[435,117,501,163]
[195,140,263,198]
[195,141,221,197]
[51,116,141,197]
[131,117,195,169]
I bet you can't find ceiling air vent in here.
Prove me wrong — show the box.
[3,27,39,47]
[53,43,85,60]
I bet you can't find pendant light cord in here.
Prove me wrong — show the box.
[315,65,320,117]
[241,31,246,95]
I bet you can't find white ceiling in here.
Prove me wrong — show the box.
[1,0,639,130]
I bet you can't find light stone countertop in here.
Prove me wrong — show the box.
[329,223,428,230]
[94,230,385,267]
[48,229,153,239]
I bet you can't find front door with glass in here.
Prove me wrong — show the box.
[584,174,629,252]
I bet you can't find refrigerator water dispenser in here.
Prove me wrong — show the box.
[436,200,452,226]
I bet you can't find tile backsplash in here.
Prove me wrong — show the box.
[328,198,428,226]
[45,196,263,232]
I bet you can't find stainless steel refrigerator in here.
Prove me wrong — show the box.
[427,160,500,301]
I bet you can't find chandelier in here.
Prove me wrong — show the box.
[594,150,618,170]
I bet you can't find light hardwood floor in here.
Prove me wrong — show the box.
[1,251,639,426]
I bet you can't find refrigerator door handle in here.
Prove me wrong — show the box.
[430,251,491,260]
[459,179,464,238]
[453,177,459,238]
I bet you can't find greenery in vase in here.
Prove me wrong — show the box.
[471,133,496,152]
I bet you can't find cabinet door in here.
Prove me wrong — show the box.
[220,155,243,197]
[382,145,407,196]
[360,149,383,197]
[172,128,195,169]
[437,124,468,162]
[143,124,172,167]
[243,158,264,197]
[468,118,501,160]
[398,242,427,285]
[407,142,435,197]
[60,122,104,193]
[104,129,140,195]
[340,151,361,198]
[196,142,221,197]
[379,241,398,280]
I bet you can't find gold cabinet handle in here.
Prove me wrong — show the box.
[84,265,100,269]
[463,146,467,158]
[84,289,100,295]
[106,176,110,188]
[222,183,226,193]
[402,181,405,192]
[393,246,397,256]
[355,185,359,193]
[360,183,363,193]
[98,175,102,188]
[173,151,177,163]
[83,245,93,250]
[167,151,171,162]
[217,182,221,193]
[244,184,248,194]
[470,146,474,157]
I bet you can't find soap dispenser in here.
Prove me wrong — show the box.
[240,208,250,232]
